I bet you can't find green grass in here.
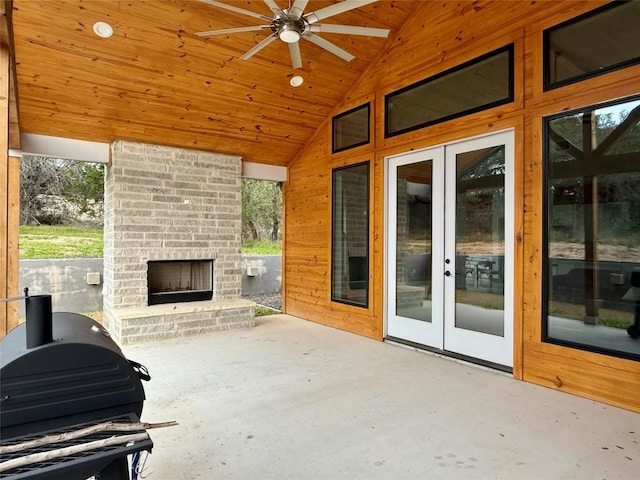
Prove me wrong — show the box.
[456,289,505,310]
[19,225,103,259]
[242,240,282,255]
[20,226,281,259]
[548,300,632,329]
[457,290,632,329]
[255,306,281,316]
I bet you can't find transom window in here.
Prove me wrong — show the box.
[332,103,370,153]
[544,1,640,90]
[385,45,514,138]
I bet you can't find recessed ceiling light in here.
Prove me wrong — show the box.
[290,75,304,87]
[93,21,114,39]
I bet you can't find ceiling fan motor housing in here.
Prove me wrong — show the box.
[271,13,307,43]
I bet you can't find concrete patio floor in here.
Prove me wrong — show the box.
[125,314,639,480]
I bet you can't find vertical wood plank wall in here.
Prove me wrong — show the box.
[0,42,7,335]
[284,0,640,411]
[1,43,20,336]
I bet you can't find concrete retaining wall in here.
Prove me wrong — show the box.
[18,255,282,316]
[241,255,282,296]
[18,258,104,317]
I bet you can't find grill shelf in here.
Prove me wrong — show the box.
[0,413,152,479]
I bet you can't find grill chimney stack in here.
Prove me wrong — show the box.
[25,294,53,348]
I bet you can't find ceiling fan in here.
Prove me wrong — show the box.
[196,0,390,69]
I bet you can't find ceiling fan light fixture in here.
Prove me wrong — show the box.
[279,26,301,43]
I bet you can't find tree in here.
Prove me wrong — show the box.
[20,156,73,225]
[20,156,104,225]
[241,179,282,242]
[62,163,105,219]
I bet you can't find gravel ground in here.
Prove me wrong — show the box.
[243,292,282,311]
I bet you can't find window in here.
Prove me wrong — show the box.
[544,1,640,90]
[544,96,640,361]
[331,162,370,307]
[332,103,370,153]
[385,45,513,137]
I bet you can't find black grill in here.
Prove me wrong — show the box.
[0,295,152,479]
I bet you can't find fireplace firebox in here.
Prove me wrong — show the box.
[147,260,213,306]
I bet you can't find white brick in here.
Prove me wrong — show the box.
[104,140,248,344]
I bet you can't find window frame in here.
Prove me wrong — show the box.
[541,95,640,362]
[384,44,514,138]
[330,161,370,308]
[332,103,371,154]
[543,1,640,91]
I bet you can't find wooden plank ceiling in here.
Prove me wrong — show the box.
[9,0,417,166]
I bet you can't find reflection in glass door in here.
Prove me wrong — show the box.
[387,148,445,349]
[452,146,506,335]
[395,161,433,321]
[444,133,514,366]
[387,131,514,367]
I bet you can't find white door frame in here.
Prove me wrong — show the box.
[385,129,515,367]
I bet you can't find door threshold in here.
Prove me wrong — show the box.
[385,336,513,375]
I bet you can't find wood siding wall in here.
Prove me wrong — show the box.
[1,43,20,336]
[283,0,640,412]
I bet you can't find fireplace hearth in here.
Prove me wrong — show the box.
[147,260,213,305]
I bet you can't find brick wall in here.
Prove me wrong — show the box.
[103,140,254,344]
[344,170,368,259]
[396,177,408,284]
[331,165,369,300]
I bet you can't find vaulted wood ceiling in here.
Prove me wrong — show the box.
[7,0,418,166]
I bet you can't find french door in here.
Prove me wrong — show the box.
[386,130,514,367]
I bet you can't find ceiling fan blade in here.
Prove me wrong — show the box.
[198,0,272,22]
[263,0,284,16]
[304,0,378,24]
[304,33,355,62]
[196,25,272,37]
[288,42,302,69]
[241,33,278,60]
[308,24,389,37]
[289,0,309,18]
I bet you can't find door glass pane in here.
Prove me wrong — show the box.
[455,146,505,336]
[396,161,432,321]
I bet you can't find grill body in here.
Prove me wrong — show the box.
[0,307,151,479]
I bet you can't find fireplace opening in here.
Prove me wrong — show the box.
[147,260,213,306]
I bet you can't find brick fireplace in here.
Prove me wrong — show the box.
[103,140,254,344]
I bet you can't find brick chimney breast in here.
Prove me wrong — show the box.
[103,140,254,344]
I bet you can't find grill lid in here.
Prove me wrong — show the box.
[1,311,149,440]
